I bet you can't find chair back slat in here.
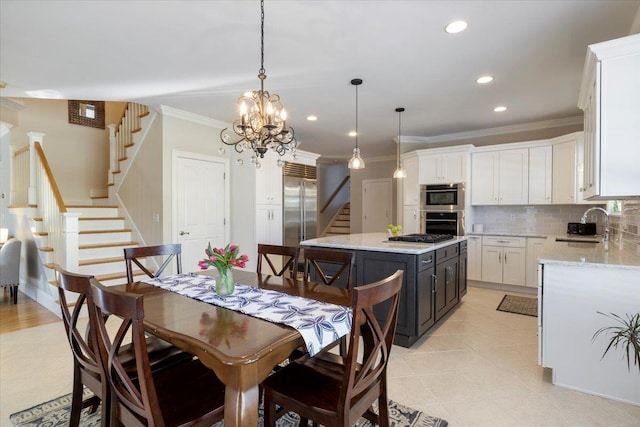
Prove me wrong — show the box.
[257,244,300,278]
[302,248,355,288]
[124,244,182,283]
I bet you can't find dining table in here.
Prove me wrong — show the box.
[115,269,351,427]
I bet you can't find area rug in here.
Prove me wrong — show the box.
[496,294,538,317]
[10,391,448,427]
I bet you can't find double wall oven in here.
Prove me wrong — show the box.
[420,183,465,236]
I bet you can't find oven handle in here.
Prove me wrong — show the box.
[426,219,457,222]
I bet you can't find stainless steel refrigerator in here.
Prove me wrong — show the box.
[283,163,317,247]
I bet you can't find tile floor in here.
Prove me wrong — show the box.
[1,286,639,426]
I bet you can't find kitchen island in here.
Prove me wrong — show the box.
[301,232,467,347]
[538,239,640,405]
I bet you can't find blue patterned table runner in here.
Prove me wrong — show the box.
[144,274,352,356]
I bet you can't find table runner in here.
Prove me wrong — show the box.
[144,274,352,356]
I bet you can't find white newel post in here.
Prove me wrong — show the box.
[61,212,81,271]
[26,132,45,205]
[108,124,117,185]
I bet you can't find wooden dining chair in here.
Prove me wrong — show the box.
[124,243,182,283]
[90,279,226,427]
[302,248,355,288]
[257,244,300,278]
[263,269,404,427]
[54,265,193,427]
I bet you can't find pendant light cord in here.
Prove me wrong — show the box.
[397,109,401,166]
[259,0,265,76]
[355,83,359,149]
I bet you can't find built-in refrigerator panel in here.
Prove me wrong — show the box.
[283,162,318,248]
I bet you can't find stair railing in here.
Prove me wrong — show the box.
[320,175,350,214]
[108,102,149,185]
[11,134,80,271]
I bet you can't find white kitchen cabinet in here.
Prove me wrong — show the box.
[471,148,529,205]
[552,139,577,204]
[481,235,526,286]
[466,235,482,281]
[525,237,546,288]
[255,205,282,246]
[419,152,466,184]
[255,151,283,205]
[402,205,420,234]
[528,146,552,204]
[578,34,640,199]
[402,155,419,206]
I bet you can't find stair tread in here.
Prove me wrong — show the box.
[79,229,131,235]
[79,257,125,266]
[79,216,125,221]
[80,241,138,250]
[66,204,119,208]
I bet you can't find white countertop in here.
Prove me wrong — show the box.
[300,232,466,255]
[539,236,640,270]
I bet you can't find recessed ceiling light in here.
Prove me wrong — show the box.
[307,115,317,121]
[476,76,494,84]
[445,20,468,34]
[348,131,357,137]
[494,106,507,112]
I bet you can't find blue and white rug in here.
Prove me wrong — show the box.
[10,391,448,426]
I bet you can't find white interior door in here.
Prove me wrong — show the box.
[174,153,229,273]
[362,179,392,233]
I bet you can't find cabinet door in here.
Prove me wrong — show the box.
[441,152,466,183]
[419,154,441,184]
[417,266,435,335]
[529,146,552,204]
[445,257,459,309]
[435,257,458,321]
[582,74,599,199]
[255,153,283,205]
[458,250,468,297]
[481,246,502,283]
[402,205,420,234]
[270,206,283,245]
[502,247,526,286]
[499,149,529,205]
[402,156,419,205]
[467,235,482,280]
[256,205,282,247]
[357,252,416,337]
[526,238,547,288]
[471,152,498,205]
[552,140,577,204]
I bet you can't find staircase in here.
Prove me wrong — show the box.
[324,203,351,236]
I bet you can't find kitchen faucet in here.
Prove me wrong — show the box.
[581,206,609,251]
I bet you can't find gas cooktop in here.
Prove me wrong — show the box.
[388,233,455,243]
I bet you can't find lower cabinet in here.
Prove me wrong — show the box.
[353,241,465,347]
[526,237,547,288]
[435,244,459,321]
[481,236,526,286]
[459,240,468,297]
[466,235,482,280]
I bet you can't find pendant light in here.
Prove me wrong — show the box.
[348,78,365,169]
[393,107,407,179]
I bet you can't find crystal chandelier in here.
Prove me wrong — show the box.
[393,107,407,178]
[348,78,365,169]
[220,0,296,165]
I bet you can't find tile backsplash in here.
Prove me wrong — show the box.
[472,200,640,254]
[609,199,640,254]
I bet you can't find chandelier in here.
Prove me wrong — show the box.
[393,107,407,178]
[348,78,365,169]
[220,0,296,164]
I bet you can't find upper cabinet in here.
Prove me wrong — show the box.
[255,151,283,205]
[419,151,467,184]
[578,34,640,199]
[528,146,552,205]
[471,148,529,205]
[552,137,577,204]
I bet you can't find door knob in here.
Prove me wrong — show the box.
[179,231,190,236]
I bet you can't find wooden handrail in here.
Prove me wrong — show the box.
[320,175,350,214]
[14,144,30,156]
[34,142,67,213]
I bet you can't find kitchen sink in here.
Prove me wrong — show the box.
[555,237,600,244]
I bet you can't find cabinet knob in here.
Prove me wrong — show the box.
[179,231,190,236]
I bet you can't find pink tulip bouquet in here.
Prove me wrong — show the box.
[198,243,249,271]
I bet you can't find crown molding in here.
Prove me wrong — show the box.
[401,116,583,145]
[159,105,230,129]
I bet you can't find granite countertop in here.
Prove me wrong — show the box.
[466,231,548,239]
[300,232,466,255]
[538,236,640,270]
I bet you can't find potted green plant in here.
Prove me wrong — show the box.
[592,312,640,373]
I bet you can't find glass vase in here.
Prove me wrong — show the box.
[215,267,235,296]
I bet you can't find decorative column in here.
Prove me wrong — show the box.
[26,132,45,205]
[108,124,117,185]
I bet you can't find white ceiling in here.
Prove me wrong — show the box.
[1,1,639,161]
